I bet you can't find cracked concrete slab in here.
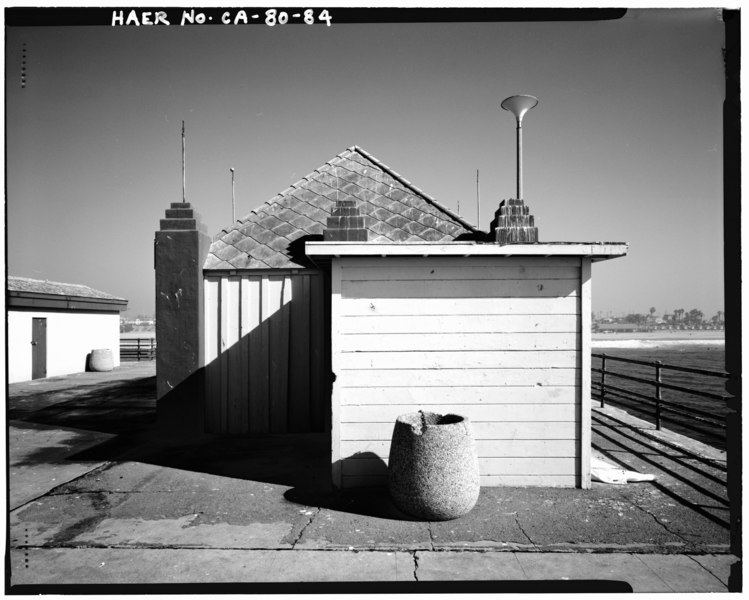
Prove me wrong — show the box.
[638,554,730,592]
[11,462,312,550]
[69,516,297,549]
[291,507,321,548]
[285,487,433,550]
[429,489,532,550]
[295,508,432,550]
[428,486,714,552]
[515,552,672,592]
[9,421,115,510]
[690,553,738,586]
[10,548,417,585]
[415,551,527,581]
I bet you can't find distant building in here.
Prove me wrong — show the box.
[596,322,651,334]
[7,276,128,383]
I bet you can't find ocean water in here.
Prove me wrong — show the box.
[590,341,730,449]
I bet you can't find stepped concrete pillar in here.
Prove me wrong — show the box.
[154,202,210,436]
[324,199,370,241]
[490,198,538,244]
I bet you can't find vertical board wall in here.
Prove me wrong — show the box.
[331,255,591,488]
[204,270,327,434]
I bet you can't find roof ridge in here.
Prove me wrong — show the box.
[349,146,479,233]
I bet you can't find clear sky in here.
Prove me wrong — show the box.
[5,7,727,318]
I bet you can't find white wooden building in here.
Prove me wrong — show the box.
[7,276,127,383]
[306,243,626,488]
[165,145,627,487]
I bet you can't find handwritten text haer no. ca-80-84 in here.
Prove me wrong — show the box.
[111,9,332,27]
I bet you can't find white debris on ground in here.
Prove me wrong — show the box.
[590,456,656,485]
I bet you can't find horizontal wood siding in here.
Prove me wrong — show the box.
[340,421,579,440]
[340,297,580,316]
[341,457,579,476]
[339,333,579,352]
[340,314,579,334]
[204,271,326,435]
[333,256,582,488]
[337,386,578,405]
[341,439,577,458]
[340,350,579,370]
[340,404,578,423]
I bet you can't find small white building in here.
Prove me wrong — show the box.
[7,276,128,383]
[307,241,626,489]
[155,145,628,488]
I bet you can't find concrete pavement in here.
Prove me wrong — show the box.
[6,362,739,592]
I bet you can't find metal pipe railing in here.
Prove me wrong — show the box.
[592,352,730,443]
[120,337,156,361]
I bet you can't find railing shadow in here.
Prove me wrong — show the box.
[592,411,729,529]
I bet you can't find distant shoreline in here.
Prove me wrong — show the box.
[592,330,724,348]
[593,330,724,341]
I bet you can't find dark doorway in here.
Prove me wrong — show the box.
[31,317,47,380]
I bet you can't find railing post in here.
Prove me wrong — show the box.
[655,360,663,430]
[137,338,142,361]
[600,354,607,408]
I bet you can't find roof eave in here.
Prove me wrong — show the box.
[305,241,629,261]
[8,291,129,312]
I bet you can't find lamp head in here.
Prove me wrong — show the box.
[501,94,538,124]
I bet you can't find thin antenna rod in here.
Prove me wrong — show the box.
[230,168,236,222]
[181,120,186,204]
[476,169,480,227]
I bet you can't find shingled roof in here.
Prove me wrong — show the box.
[204,146,478,270]
[7,276,126,301]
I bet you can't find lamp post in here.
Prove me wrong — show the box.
[501,95,538,200]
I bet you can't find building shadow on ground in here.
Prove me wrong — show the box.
[11,372,422,521]
[283,452,424,521]
[10,372,319,489]
[9,375,158,438]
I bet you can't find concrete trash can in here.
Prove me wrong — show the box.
[89,348,114,372]
[388,410,480,520]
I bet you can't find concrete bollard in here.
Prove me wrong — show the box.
[388,410,480,520]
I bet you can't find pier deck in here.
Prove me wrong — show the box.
[7,362,737,592]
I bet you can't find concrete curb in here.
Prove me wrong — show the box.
[9,548,736,591]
